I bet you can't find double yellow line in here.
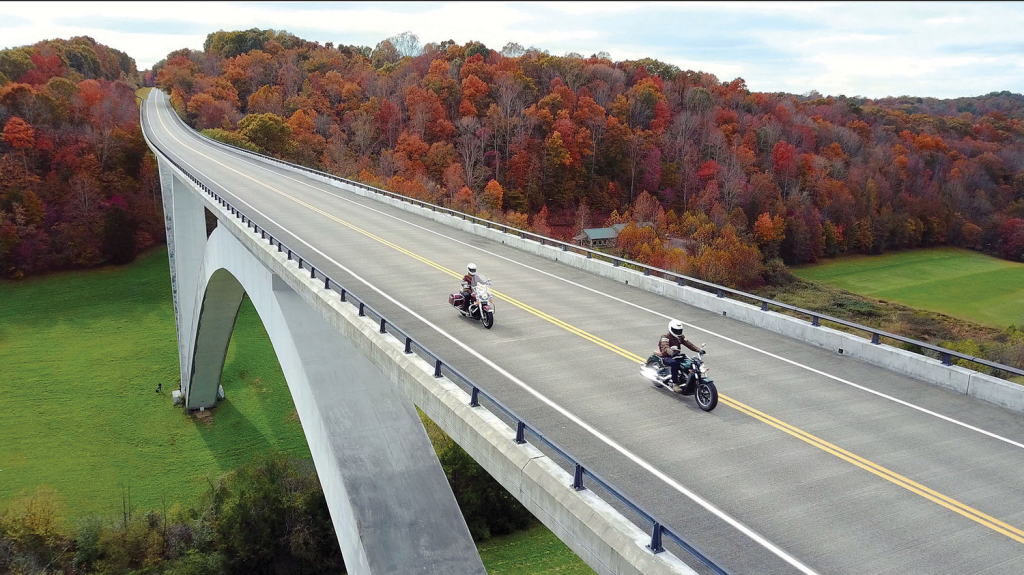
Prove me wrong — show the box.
[722,397,1024,543]
[153,103,1024,545]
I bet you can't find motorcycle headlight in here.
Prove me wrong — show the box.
[699,364,708,375]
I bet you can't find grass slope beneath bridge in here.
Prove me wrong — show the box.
[791,247,1024,329]
[0,247,592,573]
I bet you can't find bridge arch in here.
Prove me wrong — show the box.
[177,224,485,574]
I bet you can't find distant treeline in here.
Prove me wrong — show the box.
[150,28,1024,289]
[0,36,163,278]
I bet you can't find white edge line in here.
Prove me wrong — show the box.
[147,91,820,575]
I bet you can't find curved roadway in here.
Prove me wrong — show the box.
[144,91,1024,575]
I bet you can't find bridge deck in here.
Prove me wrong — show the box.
[144,92,1024,575]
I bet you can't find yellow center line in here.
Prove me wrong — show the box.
[152,101,1024,545]
[720,396,1024,543]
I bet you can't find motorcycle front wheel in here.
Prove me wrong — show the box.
[482,311,494,329]
[696,381,718,411]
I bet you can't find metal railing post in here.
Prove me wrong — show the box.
[648,523,664,553]
[572,464,585,491]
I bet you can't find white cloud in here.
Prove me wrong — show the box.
[795,33,889,48]
[924,16,965,25]
[0,1,1020,98]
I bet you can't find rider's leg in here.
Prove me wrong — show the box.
[665,356,682,391]
[679,358,694,391]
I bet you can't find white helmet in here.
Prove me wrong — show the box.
[668,320,684,337]
[467,263,477,276]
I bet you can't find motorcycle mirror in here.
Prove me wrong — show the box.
[701,343,706,349]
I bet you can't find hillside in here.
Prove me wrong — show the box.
[0,36,162,278]
[149,28,1024,291]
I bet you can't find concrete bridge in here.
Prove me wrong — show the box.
[143,89,1024,575]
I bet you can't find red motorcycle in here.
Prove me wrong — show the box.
[449,277,495,329]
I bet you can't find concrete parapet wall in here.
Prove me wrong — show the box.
[968,372,1024,411]
[199,139,1024,415]
[159,153,697,575]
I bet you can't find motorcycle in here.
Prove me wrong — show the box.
[449,277,495,329]
[639,344,718,411]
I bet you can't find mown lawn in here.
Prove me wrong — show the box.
[791,247,1024,329]
[0,248,310,518]
[478,524,595,574]
[0,247,587,572]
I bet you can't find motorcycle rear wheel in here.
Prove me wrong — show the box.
[482,311,494,329]
[696,381,718,411]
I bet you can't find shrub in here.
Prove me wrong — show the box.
[420,413,533,540]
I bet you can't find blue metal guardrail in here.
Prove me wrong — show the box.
[140,98,730,574]
[159,105,1024,381]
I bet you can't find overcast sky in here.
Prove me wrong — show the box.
[1,1,1021,99]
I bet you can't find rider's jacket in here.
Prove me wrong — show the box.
[462,273,478,290]
[659,332,699,357]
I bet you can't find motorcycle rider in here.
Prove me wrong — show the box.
[659,319,701,393]
[460,263,479,313]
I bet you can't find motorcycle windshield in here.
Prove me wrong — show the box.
[475,273,490,285]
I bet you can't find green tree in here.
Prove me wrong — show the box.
[206,452,343,574]
[201,128,259,152]
[0,48,33,82]
[102,205,137,265]
[420,415,532,540]
[238,112,292,156]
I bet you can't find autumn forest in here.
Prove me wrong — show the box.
[1,29,1023,289]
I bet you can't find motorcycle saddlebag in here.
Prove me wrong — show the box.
[449,293,464,306]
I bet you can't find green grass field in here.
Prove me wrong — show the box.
[0,248,310,518]
[0,247,590,573]
[791,247,1024,329]
[478,524,593,574]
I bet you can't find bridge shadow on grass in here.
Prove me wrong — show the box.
[195,398,275,474]
[193,297,311,473]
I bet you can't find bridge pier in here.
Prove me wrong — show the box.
[155,159,485,574]
[157,166,210,394]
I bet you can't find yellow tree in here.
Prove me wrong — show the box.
[482,179,503,212]
[752,212,786,259]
